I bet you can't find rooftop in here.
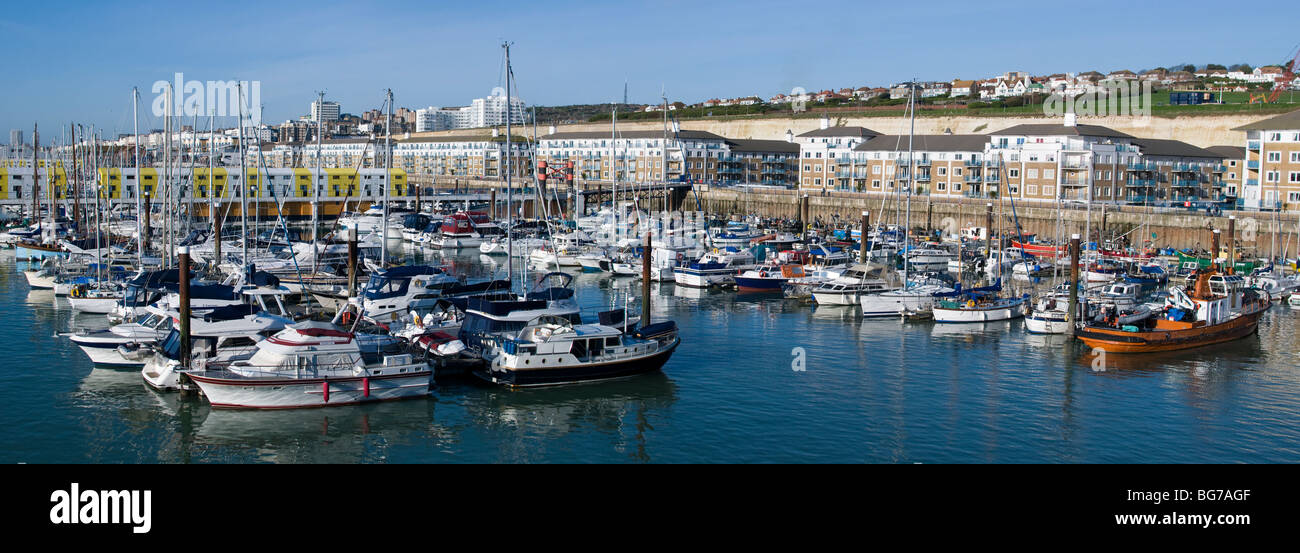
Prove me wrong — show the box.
[1130,138,1224,159]
[988,123,1133,139]
[795,126,882,139]
[1231,109,1300,132]
[854,134,990,152]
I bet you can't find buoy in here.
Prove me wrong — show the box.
[322,381,330,403]
[363,377,370,398]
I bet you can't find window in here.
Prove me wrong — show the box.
[1044,169,1054,179]
[1266,171,1280,183]
[1290,171,1300,184]
[1008,168,1020,178]
[872,180,881,189]
[1027,168,1038,179]
[1268,152,1281,162]
[1027,185,1039,195]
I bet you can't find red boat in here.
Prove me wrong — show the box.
[1011,240,1066,258]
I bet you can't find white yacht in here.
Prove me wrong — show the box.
[182,321,431,409]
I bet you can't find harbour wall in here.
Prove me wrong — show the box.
[697,187,1300,255]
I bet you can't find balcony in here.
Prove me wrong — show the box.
[1246,178,1259,186]
[965,173,982,182]
[1125,195,1160,204]
[914,158,931,167]
[1061,178,1090,187]
[1247,140,1260,150]
[1061,159,1090,170]
[985,173,1000,182]
[1126,179,1156,188]
[1127,162,1157,172]
[1172,178,1200,188]
[915,173,931,182]
[964,159,983,167]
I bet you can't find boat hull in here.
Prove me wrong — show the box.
[187,370,433,409]
[1025,313,1070,334]
[933,299,1026,323]
[475,341,677,388]
[860,292,937,318]
[1075,309,1263,354]
[733,276,786,292]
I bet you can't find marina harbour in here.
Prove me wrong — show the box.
[4,243,1300,463]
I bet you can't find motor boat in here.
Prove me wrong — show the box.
[181,320,432,408]
[672,248,756,288]
[810,263,891,306]
[475,314,679,387]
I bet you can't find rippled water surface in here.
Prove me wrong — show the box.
[3,246,1299,463]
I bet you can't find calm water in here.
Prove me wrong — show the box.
[3,246,1300,463]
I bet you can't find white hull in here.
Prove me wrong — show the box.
[189,371,432,409]
[23,270,56,289]
[1025,314,1070,334]
[68,297,122,314]
[860,292,938,317]
[74,343,143,367]
[812,290,861,306]
[673,269,734,288]
[427,235,483,249]
[934,301,1026,323]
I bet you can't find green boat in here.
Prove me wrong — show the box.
[1175,250,1257,273]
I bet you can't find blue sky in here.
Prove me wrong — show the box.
[3,0,1299,143]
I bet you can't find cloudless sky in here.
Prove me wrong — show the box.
[3,0,1299,143]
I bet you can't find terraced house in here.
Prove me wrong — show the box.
[1234,110,1300,210]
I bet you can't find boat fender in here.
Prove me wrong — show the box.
[322,381,330,403]
[70,287,81,298]
[362,377,370,398]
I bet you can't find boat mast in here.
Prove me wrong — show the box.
[903,81,914,285]
[133,88,143,264]
[314,91,324,245]
[503,41,513,285]
[237,82,249,270]
[382,88,392,267]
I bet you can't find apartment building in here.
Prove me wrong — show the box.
[984,119,1136,204]
[1233,109,1300,210]
[269,134,532,181]
[537,129,728,184]
[1206,145,1246,199]
[850,134,995,198]
[1127,138,1228,206]
[718,139,799,186]
[796,118,882,190]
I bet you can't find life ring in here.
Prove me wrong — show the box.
[966,299,976,308]
[70,286,82,298]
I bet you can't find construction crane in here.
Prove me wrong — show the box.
[1249,45,1300,104]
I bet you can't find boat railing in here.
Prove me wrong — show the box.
[197,358,362,380]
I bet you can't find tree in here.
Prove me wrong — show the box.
[1181,64,1196,73]
[1206,63,1227,71]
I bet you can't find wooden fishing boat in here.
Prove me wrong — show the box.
[1076,270,1269,354]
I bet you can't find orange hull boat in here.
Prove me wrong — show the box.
[1075,300,1267,353]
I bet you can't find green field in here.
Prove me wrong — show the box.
[593,89,1300,123]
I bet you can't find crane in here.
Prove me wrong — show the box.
[1249,45,1300,104]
